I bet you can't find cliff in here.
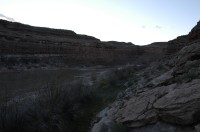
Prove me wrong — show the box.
[0,20,168,68]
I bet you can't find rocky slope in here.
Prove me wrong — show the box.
[91,21,200,132]
[0,20,168,69]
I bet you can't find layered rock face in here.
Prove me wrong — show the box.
[92,21,200,132]
[0,20,170,68]
[0,20,143,67]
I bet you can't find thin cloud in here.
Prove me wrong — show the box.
[155,25,162,29]
[142,25,146,29]
[0,14,15,22]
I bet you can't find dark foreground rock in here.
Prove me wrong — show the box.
[91,21,200,132]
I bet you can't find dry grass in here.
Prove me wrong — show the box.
[0,65,140,132]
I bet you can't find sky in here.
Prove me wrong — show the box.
[0,0,199,45]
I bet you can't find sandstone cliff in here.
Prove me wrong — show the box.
[0,20,136,67]
[0,20,167,69]
[91,21,200,132]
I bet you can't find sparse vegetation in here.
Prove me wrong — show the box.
[0,65,140,132]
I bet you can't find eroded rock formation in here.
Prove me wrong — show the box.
[0,20,168,68]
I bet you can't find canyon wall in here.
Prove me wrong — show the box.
[0,20,139,66]
[0,20,166,67]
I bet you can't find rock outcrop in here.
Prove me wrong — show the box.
[166,20,200,55]
[189,21,200,41]
[91,21,200,132]
[165,35,188,55]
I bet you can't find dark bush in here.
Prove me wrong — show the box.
[0,79,96,132]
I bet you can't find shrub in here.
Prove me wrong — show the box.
[0,103,26,132]
[0,79,96,132]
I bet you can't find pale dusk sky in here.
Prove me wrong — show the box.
[0,0,199,45]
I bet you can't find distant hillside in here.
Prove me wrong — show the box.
[0,20,167,68]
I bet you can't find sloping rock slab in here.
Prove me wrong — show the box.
[109,79,200,127]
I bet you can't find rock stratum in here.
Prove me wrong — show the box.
[92,21,200,132]
[0,19,166,68]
